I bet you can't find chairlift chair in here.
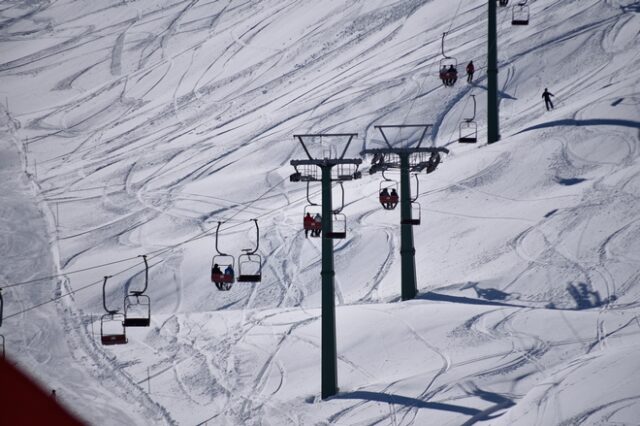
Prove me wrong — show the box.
[100,276,127,345]
[439,32,459,87]
[211,254,235,289]
[123,255,151,327]
[379,176,399,210]
[499,0,509,6]
[458,95,478,143]
[401,202,422,225]
[303,205,323,237]
[512,2,530,25]
[238,252,262,282]
[211,222,236,290]
[237,219,262,283]
[325,213,347,239]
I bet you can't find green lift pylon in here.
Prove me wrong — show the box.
[487,0,500,143]
[362,125,449,301]
[290,133,362,399]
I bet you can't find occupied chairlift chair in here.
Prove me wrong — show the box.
[439,32,458,86]
[459,94,478,143]
[100,276,127,346]
[0,289,5,359]
[512,1,530,25]
[379,171,399,210]
[400,174,422,225]
[303,181,323,237]
[325,182,347,239]
[499,0,509,6]
[211,221,235,291]
[123,255,151,327]
[237,219,262,283]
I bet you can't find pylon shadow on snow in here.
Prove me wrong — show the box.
[518,118,640,134]
[333,391,482,416]
[469,82,517,100]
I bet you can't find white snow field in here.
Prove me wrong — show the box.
[1,0,639,424]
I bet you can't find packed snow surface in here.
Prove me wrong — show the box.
[1,0,639,424]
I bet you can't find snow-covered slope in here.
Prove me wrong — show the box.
[1,0,639,424]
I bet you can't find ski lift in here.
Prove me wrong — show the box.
[400,175,421,225]
[459,94,478,143]
[211,222,235,291]
[100,276,127,346]
[439,32,458,87]
[499,0,509,7]
[401,202,422,225]
[123,255,151,327]
[379,171,399,210]
[0,289,4,358]
[303,205,323,237]
[324,182,347,239]
[237,219,262,282]
[303,181,322,237]
[512,1,529,25]
[325,213,347,239]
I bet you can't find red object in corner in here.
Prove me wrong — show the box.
[0,357,85,425]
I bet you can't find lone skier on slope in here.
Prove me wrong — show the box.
[466,61,475,83]
[542,88,555,111]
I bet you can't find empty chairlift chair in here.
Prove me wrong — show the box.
[512,2,530,25]
[325,213,347,239]
[459,95,478,143]
[324,182,347,239]
[237,219,262,283]
[401,202,422,225]
[123,255,151,327]
[100,276,127,346]
[400,174,421,225]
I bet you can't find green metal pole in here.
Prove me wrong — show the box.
[320,165,337,399]
[487,0,500,144]
[399,153,417,301]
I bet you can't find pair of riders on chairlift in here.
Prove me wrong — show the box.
[211,263,234,290]
[379,188,399,209]
[440,65,458,86]
[304,212,322,237]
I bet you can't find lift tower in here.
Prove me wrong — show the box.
[487,0,500,143]
[290,133,362,399]
[362,125,449,301]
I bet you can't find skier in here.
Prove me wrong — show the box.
[466,61,475,83]
[303,212,314,238]
[380,188,390,208]
[312,213,322,237]
[389,188,399,208]
[447,65,458,86]
[542,88,555,111]
[439,65,448,86]
[211,263,223,289]
[224,264,234,279]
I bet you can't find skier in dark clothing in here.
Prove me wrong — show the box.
[466,61,475,83]
[542,88,554,111]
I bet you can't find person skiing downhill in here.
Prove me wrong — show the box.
[542,88,555,111]
[466,61,475,83]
